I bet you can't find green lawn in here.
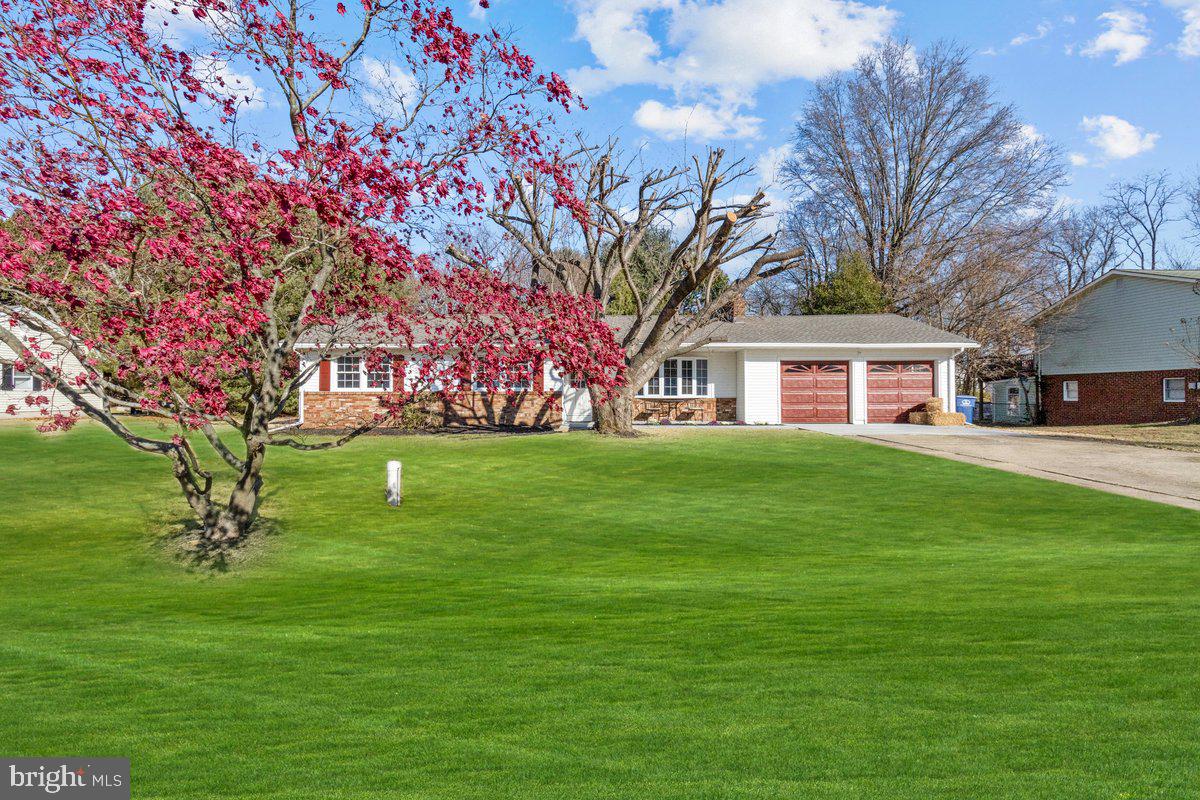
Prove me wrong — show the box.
[1,423,1197,799]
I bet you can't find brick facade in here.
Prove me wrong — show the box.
[1041,369,1200,426]
[631,397,738,423]
[302,391,562,430]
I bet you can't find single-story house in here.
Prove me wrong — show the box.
[295,313,977,429]
[1,311,94,420]
[1031,269,1200,426]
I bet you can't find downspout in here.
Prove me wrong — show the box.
[1032,327,1043,426]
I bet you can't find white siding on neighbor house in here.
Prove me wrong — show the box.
[987,378,1037,424]
[1037,274,1200,375]
[0,316,95,419]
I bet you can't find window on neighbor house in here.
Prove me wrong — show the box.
[1163,378,1186,403]
[1062,380,1078,402]
[1,362,39,392]
[336,355,362,389]
[1007,387,1020,415]
[637,358,709,398]
[366,357,392,391]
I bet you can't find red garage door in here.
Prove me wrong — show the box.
[867,362,935,423]
[780,362,849,423]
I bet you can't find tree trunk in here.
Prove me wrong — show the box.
[591,385,636,436]
[200,441,266,546]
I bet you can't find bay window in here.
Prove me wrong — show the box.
[637,358,709,398]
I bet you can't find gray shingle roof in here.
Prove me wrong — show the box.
[296,312,975,349]
[605,313,976,346]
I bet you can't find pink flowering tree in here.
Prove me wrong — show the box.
[0,0,623,546]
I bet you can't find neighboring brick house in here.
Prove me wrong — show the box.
[294,314,976,430]
[1031,269,1200,426]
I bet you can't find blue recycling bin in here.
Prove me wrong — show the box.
[955,395,977,423]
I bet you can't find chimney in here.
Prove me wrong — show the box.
[729,291,747,320]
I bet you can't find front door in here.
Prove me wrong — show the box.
[561,375,593,426]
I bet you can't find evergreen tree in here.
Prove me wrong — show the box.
[801,252,891,315]
[608,227,729,315]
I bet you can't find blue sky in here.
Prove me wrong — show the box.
[457,0,1199,218]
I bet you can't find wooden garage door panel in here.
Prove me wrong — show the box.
[780,362,848,423]
[866,362,934,423]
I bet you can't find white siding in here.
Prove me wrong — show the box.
[850,360,868,424]
[742,350,782,424]
[1037,274,1200,375]
[703,350,736,397]
[0,316,95,419]
[297,353,321,392]
[735,351,746,421]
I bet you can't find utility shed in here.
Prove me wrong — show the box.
[986,377,1038,425]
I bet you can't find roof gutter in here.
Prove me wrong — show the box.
[694,341,980,350]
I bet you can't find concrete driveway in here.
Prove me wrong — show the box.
[799,424,1200,511]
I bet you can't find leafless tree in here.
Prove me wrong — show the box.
[1104,171,1183,270]
[1185,171,1200,243]
[919,221,1050,391]
[746,196,852,314]
[1042,206,1122,300]
[783,38,1065,317]
[478,140,805,434]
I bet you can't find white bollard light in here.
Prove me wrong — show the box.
[387,460,402,507]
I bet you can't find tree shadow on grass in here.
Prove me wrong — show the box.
[150,509,282,575]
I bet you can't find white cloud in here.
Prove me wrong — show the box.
[1068,152,1090,167]
[633,100,762,141]
[1081,9,1151,64]
[192,55,264,111]
[1017,123,1044,144]
[361,57,419,116]
[568,0,895,141]
[143,0,238,44]
[1164,0,1200,56]
[1080,114,1160,159]
[1011,21,1052,46]
[754,145,790,187]
[466,0,488,21]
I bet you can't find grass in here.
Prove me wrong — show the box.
[1032,420,1200,452]
[1,421,1198,799]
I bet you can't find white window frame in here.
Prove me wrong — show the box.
[366,357,392,391]
[472,365,534,394]
[2,362,36,392]
[637,358,709,398]
[1163,377,1186,403]
[1006,386,1020,415]
[1062,380,1078,402]
[336,355,362,390]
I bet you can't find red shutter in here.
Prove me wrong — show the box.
[391,356,405,394]
[534,360,544,393]
[318,359,331,392]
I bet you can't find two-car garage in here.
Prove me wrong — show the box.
[779,360,935,424]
